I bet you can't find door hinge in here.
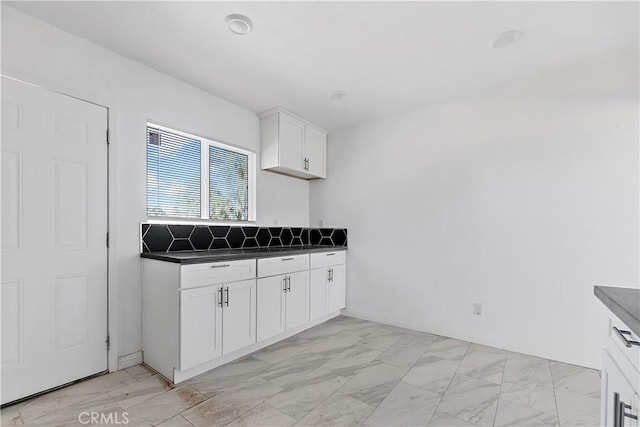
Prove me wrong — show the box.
[106,232,110,248]
[106,129,110,145]
[105,335,110,350]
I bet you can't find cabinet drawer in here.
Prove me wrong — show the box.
[258,254,308,278]
[608,314,640,374]
[180,259,256,289]
[310,251,346,269]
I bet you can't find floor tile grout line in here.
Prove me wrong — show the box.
[549,359,563,427]
[424,340,472,426]
[489,350,509,427]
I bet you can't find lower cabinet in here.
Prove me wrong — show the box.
[180,285,223,371]
[328,264,346,312]
[600,313,640,427]
[602,349,639,427]
[142,250,346,383]
[310,253,346,321]
[257,271,309,342]
[180,279,256,371]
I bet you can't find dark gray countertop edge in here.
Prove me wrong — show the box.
[141,246,347,264]
[594,285,640,336]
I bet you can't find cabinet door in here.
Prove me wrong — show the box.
[222,280,257,355]
[279,113,305,172]
[309,268,329,321]
[180,286,223,371]
[257,276,286,342]
[285,271,310,330]
[305,126,326,178]
[602,349,639,426]
[328,265,346,312]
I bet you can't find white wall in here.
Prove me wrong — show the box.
[1,6,309,361]
[310,50,639,368]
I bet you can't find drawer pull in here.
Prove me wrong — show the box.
[326,253,335,256]
[210,264,231,269]
[613,327,640,348]
[281,257,294,261]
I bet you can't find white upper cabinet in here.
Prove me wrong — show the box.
[259,107,327,179]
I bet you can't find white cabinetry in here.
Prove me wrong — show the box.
[143,258,257,380]
[180,279,257,371]
[601,313,640,427]
[257,255,310,342]
[310,251,346,321]
[142,249,346,383]
[259,107,327,179]
[180,285,222,370]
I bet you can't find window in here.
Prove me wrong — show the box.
[146,123,256,221]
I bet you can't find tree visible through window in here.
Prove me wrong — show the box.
[146,123,255,221]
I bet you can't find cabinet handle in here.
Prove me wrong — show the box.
[622,401,638,423]
[283,277,288,293]
[327,269,331,282]
[615,393,638,426]
[211,264,231,269]
[225,287,229,306]
[282,257,294,261]
[218,287,223,307]
[613,327,640,348]
[326,253,335,256]
[287,276,291,292]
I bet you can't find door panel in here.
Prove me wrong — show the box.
[1,77,108,404]
[285,271,309,330]
[256,276,286,342]
[304,126,326,178]
[278,113,304,172]
[180,286,223,370]
[328,265,346,312]
[222,280,257,354]
[309,268,328,321]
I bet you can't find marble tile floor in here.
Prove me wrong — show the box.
[1,316,601,427]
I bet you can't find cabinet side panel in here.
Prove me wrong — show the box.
[260,114,279,170]
[142,259,179,380]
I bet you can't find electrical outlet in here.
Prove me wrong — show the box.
[273,219,278,225]
[318,219,324,227]
[473,303,483,316]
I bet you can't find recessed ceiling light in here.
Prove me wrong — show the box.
[226,14,253,35]
[329,90,347,101]
[490,30,523,49]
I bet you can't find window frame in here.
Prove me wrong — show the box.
[146,121,257,223]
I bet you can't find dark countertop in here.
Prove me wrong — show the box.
[141,245,347,264]
[594,286,640,336]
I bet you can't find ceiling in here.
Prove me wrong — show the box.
[7,1,638,131]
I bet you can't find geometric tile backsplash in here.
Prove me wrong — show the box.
[141,223,348,253]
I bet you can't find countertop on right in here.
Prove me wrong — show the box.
[594,285,640,336]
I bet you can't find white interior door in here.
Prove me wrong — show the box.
[1,77,108,404]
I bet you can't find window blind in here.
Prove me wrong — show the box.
[209,145,249,221]
[146,126,201,218]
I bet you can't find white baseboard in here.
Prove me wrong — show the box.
[118,351,143,370]
[342,309,600,370]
